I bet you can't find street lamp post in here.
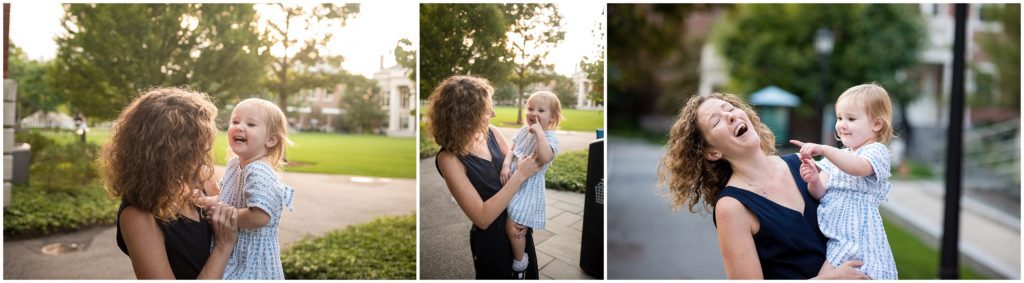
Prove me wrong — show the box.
[815,28,834,145]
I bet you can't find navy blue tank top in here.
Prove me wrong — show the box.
[116,201,212,279]
[713,154,827,279]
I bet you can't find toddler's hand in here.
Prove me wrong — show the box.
[529,122,545,135]
[790,140,824,157]
[500,163,511,185]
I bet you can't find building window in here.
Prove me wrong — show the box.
[401,117,410,130]
[399,86,411,109]
[381,90,390,107]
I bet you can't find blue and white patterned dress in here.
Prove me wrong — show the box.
[507,126,559,230]
[217,157,295,279]
[816,142,897,279]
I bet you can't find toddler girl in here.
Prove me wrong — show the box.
[217,98,295,279]
[500,91,561,279]
[791,83,898,279]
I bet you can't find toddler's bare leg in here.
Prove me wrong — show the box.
[506,217,526,261]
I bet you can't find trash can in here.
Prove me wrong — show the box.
[579,138,604,278]
[11,143,30,185]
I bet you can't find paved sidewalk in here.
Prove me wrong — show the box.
[607,139,724,279]
[883,180,1020,279]
[420,128,599,279]
[4,170,416,279]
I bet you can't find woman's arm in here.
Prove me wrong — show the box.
[438,151,542,229]
[714,197,764,279]
[492,125,511,155]
[197,203,238,279]
[119,206,177,279]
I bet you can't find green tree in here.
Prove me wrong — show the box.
[716,4,925,142]
[51,4,271,120]
[6,43,60,120]
[580,7,606,107]
[547,73,577,108]
[974,3,1020,111]
[395,38,417,82]
[259,3,360,111]
[504,3,565,125]
[336,74,386,134]
[493,83,517,105]
[420,4,512,100]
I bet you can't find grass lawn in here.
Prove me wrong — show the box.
[86,129,416,178]
[490,106,603,132]
[282,214,416,279]
[884,218,989,279]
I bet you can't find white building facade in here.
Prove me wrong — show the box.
[373,65,416,137]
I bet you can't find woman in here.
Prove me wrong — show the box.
[100,87,238,279]
[429,76,544,279]
[658,93,869,279]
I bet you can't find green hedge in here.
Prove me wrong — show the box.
[419,123,440,158]
[546,150,589,193]
[4,141,118,238]
[282,214,417,279]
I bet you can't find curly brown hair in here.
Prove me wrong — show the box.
[658,93,776,213]
[427,76,494,156]
[100,87,218,222]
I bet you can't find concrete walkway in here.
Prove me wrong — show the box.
[883,180,1020,279]
[4,169,416,279]
[419,128,599,279]
[607,138,1020,279]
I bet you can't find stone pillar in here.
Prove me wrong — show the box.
[4,79,15,207]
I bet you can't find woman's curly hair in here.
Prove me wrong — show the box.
[100,87,218,222]
[427,76,494,156]
[658,93,776,213]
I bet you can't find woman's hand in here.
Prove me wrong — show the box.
[513,154,542,178]
[196,202,239,279]
[207,203,238,252]
[814,260,869,280]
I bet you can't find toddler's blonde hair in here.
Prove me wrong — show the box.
[234,98,293,171]
[526,91,563,130]
[837,83,895,145]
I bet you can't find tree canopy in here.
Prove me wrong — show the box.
[420,4,512,100]
[51,4,271,120]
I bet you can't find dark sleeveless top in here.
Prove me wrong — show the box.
[116,201,212,279]
[435,128,539,279]
[713,154,827,279]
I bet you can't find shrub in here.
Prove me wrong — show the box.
[419,122,440,158]
[282,214,417,279]
[546,150,589,193]
[3,137,115,238]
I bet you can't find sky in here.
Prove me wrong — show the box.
[7,2,418,79]
[549,2,605,76]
